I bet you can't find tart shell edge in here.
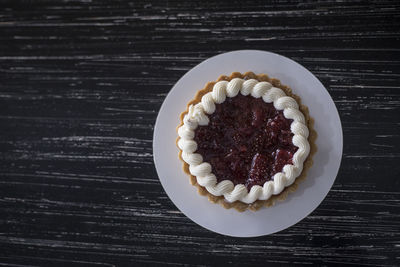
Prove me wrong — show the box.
[176,71,317,212]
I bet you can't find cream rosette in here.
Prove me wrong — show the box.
[177,78,310,204]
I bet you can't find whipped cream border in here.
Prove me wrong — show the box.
[177,78,310,204]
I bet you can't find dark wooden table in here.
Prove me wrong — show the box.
[1,1,399,266]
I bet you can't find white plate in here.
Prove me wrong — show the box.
[153,50,343,237]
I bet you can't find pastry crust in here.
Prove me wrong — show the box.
[176,72,317,212]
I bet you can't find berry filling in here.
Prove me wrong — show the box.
[194,94,298,190]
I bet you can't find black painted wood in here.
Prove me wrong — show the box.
[0,1,399,266]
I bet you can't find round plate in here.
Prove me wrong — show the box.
[153,50,343,237]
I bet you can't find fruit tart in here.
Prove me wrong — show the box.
[176,72,316,211]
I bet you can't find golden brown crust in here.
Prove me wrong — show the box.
[176,72,317,212]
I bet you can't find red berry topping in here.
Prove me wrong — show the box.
[193,94,297,191]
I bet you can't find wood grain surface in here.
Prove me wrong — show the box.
[0,1,399,266]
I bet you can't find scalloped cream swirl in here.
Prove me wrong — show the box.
[177,78,310,204]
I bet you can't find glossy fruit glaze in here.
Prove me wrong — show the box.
[194,94,298,190]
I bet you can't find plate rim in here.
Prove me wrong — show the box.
[153,49,343,237]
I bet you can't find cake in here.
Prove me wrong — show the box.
[176,72,316,211]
